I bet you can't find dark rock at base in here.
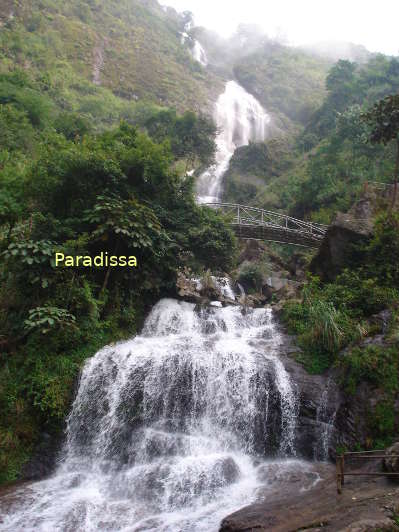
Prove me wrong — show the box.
[20,430,63,481]
[216,457,240,485]
[310,219,371,282]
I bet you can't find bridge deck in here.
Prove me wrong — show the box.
[204,203,328,247]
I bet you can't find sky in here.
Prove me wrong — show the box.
[163,0,399,56]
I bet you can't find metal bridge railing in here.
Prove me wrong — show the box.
[336,450,399,494]
[204,203,328,240]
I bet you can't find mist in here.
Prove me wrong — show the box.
[163,0,399,56]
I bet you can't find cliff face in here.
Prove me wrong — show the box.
[310,186,395,281]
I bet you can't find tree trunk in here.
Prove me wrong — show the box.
[101,240,119,295]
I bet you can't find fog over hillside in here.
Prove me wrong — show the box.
[163,0,399,57]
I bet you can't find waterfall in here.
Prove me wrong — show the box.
[314,379,337,461]
[192,40,208,66]
[0,300,309,532]
[197,80,270,204]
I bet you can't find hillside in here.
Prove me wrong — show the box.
[233,41,331,130]
[0,0,223,116]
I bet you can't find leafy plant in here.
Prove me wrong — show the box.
[24,307,76,335]
[362,93,399,206]
[338,345,399,395]
[2,240,55,288]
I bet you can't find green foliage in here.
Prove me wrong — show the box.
[339,345,399,395]
[85,194,168,252]
[2,240,53,267]
[369,399,397,449]
[366,212,399,288]
[2,240,55,289]
[283,278,355,373]
[143,109,217,167]
[283,263,399,374]
[24,307,76,335]
[184,206,237,272]
[54,112,91,140]
[362,93,399,146]
[237,262,266,294]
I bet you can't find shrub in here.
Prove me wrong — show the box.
[238,262,265,294]
[338,345,399,395]
[24,306,76,335]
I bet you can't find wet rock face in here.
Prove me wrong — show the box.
[21,431,63,481]
[277,334,342,460]
[176,272,238,306]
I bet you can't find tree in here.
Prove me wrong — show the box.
[362,94,399,207]
[84,194,170,293]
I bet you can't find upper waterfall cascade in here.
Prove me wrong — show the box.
[197,80,270,204]
[0,299,329,532]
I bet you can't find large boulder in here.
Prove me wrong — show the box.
[383,442,399,482]
[310,192,379,282]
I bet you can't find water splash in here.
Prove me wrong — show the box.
[197,80,270,204]
[1,300,299,532]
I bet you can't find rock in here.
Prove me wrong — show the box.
[176,272,207,304]
[310,193,376,282]
[338,518,399,531]
[383,442,399,482]
[282,354,342,460]
[311,220,371,282]
[21,430,63,481]
[215,457,240,485]
[369,309,393,335]
[176,272,238,306]
[266,276,288,291]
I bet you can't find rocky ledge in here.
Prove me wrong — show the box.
[220,463,399,531]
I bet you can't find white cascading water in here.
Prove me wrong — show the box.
[197,80,270,204]
[192,40,208,66]
[0,300,317,532]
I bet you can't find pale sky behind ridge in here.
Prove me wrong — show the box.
[163,0,399,56]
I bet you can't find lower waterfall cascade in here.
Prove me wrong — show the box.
[0,299,331,532]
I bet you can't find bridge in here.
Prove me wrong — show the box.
[204,203,328,247]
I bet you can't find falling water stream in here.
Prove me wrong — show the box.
[197,80,270,204]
